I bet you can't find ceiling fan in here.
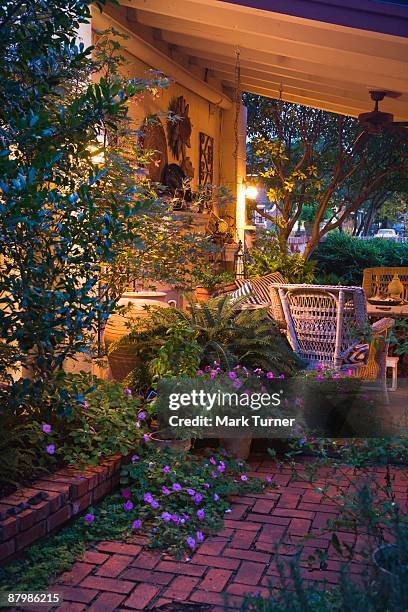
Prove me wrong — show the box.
[353,91,408,150]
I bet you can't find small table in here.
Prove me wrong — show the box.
[367,302,408,319]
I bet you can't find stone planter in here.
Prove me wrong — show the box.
[219,437,252,460]
[149,431,191,453]
[194,286,212,303]
[104,291,170,381]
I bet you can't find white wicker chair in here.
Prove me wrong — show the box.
[269,284,394,402]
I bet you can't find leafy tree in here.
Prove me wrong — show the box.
[0,1,167,407]
[244,94,408,258]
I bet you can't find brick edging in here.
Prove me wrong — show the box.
[0,455,123,563]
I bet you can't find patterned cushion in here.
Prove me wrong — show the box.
[343,343,369,365]
[231,273,285,306]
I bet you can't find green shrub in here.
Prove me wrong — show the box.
[315,232,408,286]
[247,230,315,283]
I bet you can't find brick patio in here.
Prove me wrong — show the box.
[25,456,408,611]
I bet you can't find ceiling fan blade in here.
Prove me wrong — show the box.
[385,124,408,139]
[391,121,408,127]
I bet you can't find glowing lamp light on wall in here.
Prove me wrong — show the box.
[245,184,259,200]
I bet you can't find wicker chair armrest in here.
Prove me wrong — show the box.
[371,317,395,334]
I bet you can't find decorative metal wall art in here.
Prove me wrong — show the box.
[167,96,194,178]
[140,116,168,182]
[199,132,214,186]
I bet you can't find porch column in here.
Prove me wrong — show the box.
[220,101,247,244]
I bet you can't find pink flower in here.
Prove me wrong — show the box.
[240,475,248,481]
[316,374,324,382]
[84,513,94,524]
[124,500,134,511]
[266,372,274,379]
[42,423,51,434]
[82,401,89,410]
[132,519,142,529]
[316,363,325,372]
[279,374,285,380]
[196,370,204,376]
[46,444,55,455]
[265,475,273,484]
[345,369,353,376]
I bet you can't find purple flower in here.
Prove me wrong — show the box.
[213,493,219,502]
[213,360,219,366]
[171,514,180,524]
[266,371,274,379]
[161,512,172,522]
[151,500,160,509]
[181,513,190,521]
[124,387,132,397]
[240,475,248,481]
[210,370,217,380]
[186,488,196,496]
[124,500,134,511]
[46,444,55,455]
[162,466,170,473]
[228,371,237,379]
[138,411,146,421]
[186,536,196,550]
[316,363,325,372]
[193,493,203,504]
[84,513,94,524]
[265,476,273,484]
[143,434,150,441]
[203,483,210,489]
[131,455,140,462]
[217,464,225,473]
[316,374,324,382]
[144,493,154,503]
[132,519,142,529]
[211,472,217,479]
[82,401,89,410]
[42,423,51,434]
[332,373,341,380]
[345,368,353,376]
[122,488,131,499]
[172,483,182,491]
[197,509,205,520]
[197,531,204,542]
[233,380,242,390]
[209,457,216,465]
[279,374,285,380]
[162,486,170,495]
[196,370,204,376]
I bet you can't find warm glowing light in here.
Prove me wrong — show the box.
[88,144,104,165]
[245,185,258,200]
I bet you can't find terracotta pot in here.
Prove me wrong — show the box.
[149,431,191,452]
[194,287,211,303]
[219,437,252,460]
[104,291,169,381]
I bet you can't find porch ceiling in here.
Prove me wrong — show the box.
[107,0,407,120]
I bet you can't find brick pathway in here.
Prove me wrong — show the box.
[48,456,407,611]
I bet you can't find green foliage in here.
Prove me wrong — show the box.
[315,232,408,285]
[0,449,263,589]
[190,269,235,291]
[0,374,146,487]
[122,296,301,385]
[247,230,316,283]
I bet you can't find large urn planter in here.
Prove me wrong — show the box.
[104,291,169,381]
[194,286,211,303]
[149,430,191,453]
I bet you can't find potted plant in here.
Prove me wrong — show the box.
[192,270,235,302]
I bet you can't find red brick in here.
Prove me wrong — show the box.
[16,520,46,551]
[300,568,341,584]
[191,554,240,570]
[96,541,142,556]
[288,518,312,536]
[60,587,97,604]
[0,516,18,541]
[227,582,270,597]
[82,550,110,565]
[227,504,248,519]
[32,480,71,502]
[72,493,92,516]
[59,562,95,586]
[235,561,265,585]
[224,548,270,564]
[199,568,232,592]
[123,584,160,609]
[47,505,71,532]
[96,554,133,578]
[252,499,275,514]
[156,561,206,576]
[87,592,125,612]
[257,524,287,542]
[131,550,161,570]
[163,575,199,599]
[248,513,291,526]
[312,513,337,530]
[224,519,260,531]
[121,568,173,585]
[0,538,15,561]
[273,508,314,520]
[93,479,112,502]
[230,529,257,549]
[197,538,227,556]
[56,603,85,612]
[18,509,37,532]
[42,474,88,499]
[299,502,340,514]
[276,493,301,509]
[190,590,243,608]
[80,576,134,594]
